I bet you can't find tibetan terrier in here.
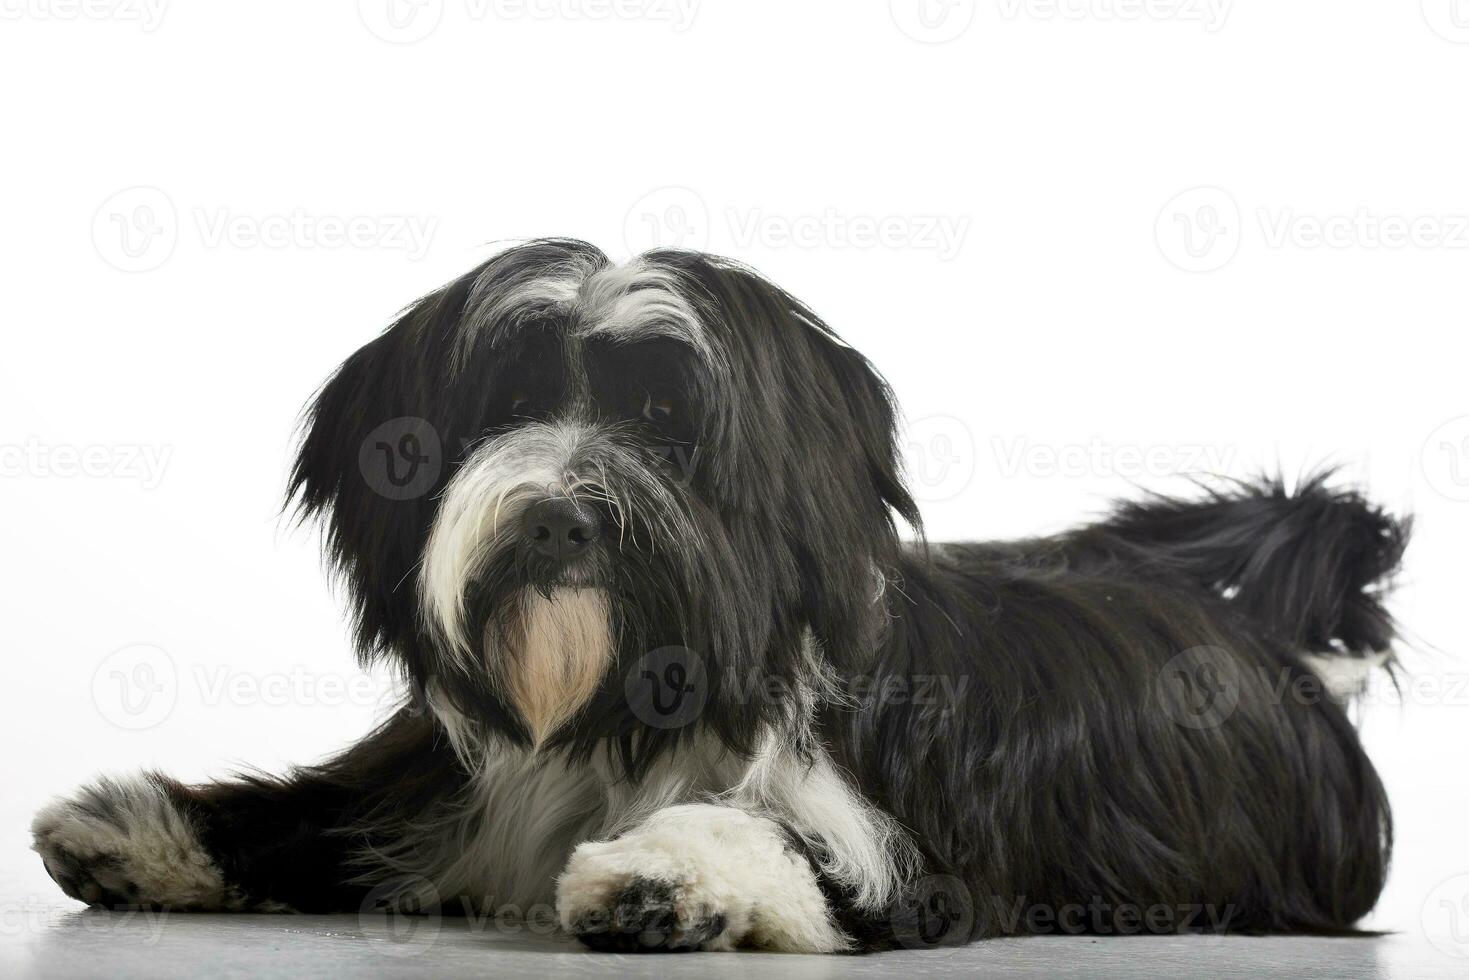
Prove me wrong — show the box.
[34,239,1408,952]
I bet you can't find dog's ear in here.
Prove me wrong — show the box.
[288,280,470,664]
[651,252,920,674]
[655,252,920,537]
[797,325,922,535]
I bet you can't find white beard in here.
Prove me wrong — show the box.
[498,587,614,746]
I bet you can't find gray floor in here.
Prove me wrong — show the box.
[1,907,1464,979]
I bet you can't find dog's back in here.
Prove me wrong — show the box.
[826,473,1406,946]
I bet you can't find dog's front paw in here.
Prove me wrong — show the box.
[32,774,234,910]
[556,803,848,953]
[564,875,730,952]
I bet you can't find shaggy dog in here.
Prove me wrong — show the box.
[33,240,1407,952]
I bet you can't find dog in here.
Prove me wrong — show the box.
[33,239,1408,952]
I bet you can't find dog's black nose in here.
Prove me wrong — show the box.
[521,498,601,560]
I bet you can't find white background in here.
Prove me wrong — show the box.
[1,0,1466,953]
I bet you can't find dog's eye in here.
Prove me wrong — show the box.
[510,389,533,414]
[641,392,675,425]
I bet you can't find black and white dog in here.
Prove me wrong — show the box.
[34,240,1408,952]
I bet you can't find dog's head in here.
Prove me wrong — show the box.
[291,239,918,769]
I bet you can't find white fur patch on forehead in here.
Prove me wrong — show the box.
[574,259,711,360]
[419,422,591,662]
[458,248,606,362]
[458,253,711,365]
[469,250,603,325]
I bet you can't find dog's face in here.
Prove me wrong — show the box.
[291,240,917,768]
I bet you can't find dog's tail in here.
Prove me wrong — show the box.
[1079,470,1410,670]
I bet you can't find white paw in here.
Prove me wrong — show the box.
[556,803,848,953]
[32,774,234,910]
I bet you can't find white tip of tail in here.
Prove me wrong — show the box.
[1299,650,1391,699]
